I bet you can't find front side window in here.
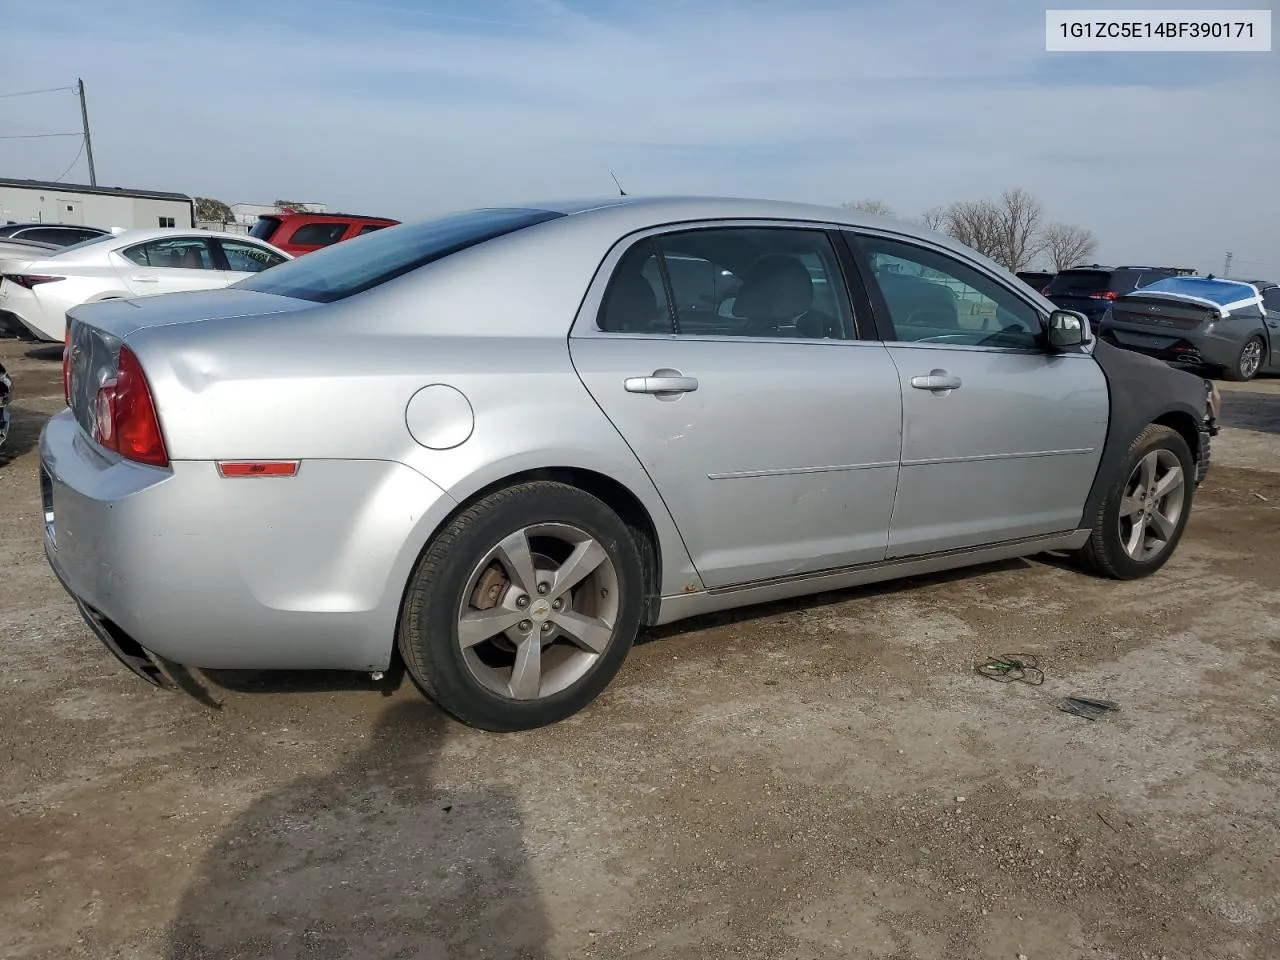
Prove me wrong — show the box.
[288,222,348,247]
[855,234,1043,349]
[1262,288,1280,313]
[218,239,288,273]
[597,227,855,340]
[121,236,216,270]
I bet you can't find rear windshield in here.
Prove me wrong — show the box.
[1044,270,1110,294]
[249,217,281,241]
[233,207,564,303]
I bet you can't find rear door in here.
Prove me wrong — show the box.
[569,222,904,589]
[114,236,227,296]
[847,231,1109,558]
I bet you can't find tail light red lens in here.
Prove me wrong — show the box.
[1088,290,1119,300]
[61,329,71,406]
[1,274,65,289]
[92,345,169,467]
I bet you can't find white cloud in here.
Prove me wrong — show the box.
[0,0,1275,273]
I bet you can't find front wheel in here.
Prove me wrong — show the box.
[397,481,644,731]
[1222,335,1265,382]
[1076,424,1195,580]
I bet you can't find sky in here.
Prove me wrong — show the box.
[0,0,1276,275]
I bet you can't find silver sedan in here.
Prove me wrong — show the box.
[40,197,1218,731]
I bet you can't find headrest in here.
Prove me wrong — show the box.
[602,273,660,331]
[732,254,813,321]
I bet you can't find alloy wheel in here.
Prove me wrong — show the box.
[1117,449,1186,562]
[1240,339,1263,380]
[456,523,620,701]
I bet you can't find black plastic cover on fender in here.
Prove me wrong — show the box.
[1077,338,1211,528]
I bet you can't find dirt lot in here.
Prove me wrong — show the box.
[1,338,1278,960]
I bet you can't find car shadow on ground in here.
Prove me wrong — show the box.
[0,405,44,466]
[23,344,62,362]
[162,698,553,960]
[1218,387,1280,436]
[639,556,1034,643]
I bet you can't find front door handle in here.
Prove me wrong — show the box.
[624,371,699,396]
[130,275,160,283]
[910,369,962,392]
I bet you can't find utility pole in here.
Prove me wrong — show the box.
[77,78,96,186]
[1223,252,1233,278]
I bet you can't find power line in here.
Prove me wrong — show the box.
[53,139,86,182]
[0,132,81,139]
[0,85,77,100]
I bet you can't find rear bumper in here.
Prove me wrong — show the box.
[1100,325,1244,371]
[39,408,458,676]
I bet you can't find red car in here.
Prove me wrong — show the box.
[249,211,399,257]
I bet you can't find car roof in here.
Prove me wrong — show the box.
[496,194,993,267]
[263,211,397,221]
[0,222,108,235]
[101,227,279,244]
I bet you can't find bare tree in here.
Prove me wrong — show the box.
[917,206,947,232]
[987,187,1046,272]
[1043,222,1098,270]
[942,200,1003,261]
[842,198,895,217]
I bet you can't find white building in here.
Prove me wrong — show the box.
[0,178,195,231]
[230,201,326,228]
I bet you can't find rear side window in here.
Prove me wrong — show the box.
[1263,288,1280,312]
[122,236,217,269]
[598,227,855,340]
[249,217,281,241]
[233,207,564,303]
[16,227,91,245]
[357,223,387,236]
[288,222,348,247]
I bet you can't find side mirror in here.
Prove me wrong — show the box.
[1047,309,1088,349]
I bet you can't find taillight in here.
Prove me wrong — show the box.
[61,329,71,406]
[92,345,168,467]
[1088,290,1119,300]
[1,274,65,289]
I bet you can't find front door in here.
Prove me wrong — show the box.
[848,231,1109,558]
[570,223,904,589]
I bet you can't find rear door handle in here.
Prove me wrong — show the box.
[130,275,160,283]
[624,372,699,395]
[910,370,962,392]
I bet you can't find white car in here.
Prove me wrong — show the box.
[0,228,292,342]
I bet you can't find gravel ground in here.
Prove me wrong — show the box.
[1,338,1278,960]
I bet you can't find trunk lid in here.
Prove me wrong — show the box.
[1108,293,1219,332]
[64,289,314,439]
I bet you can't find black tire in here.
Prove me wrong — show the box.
[1221,335,1265,382]
[1075,424,1195,580]
[397,481,644,732]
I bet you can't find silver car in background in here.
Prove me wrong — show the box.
[39,197,1218,731]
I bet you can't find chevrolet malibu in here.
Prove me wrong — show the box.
[40,197,1220,731]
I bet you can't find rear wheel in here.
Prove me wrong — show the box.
[1076,424,1195,580]
[397,481,644,731]
[1223,335,1264,382]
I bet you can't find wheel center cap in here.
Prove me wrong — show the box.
[529,599,552,622]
